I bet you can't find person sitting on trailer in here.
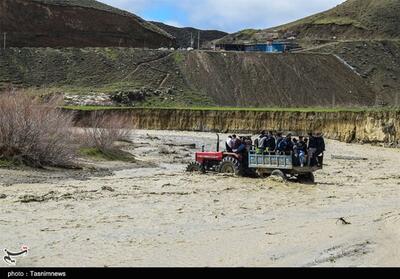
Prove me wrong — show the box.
[296,136,307,167]
[277,133,293,154]
[258,132,268,153]
[284,133,294,154]
[275,132,284,152]
[254,131,265,151]
[265,131,276,153]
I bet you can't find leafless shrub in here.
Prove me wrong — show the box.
[82,111,131,151]
[0,91,75,167]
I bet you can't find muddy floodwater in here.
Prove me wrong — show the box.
[0,130,399,267]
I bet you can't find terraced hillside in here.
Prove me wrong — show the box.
[0,48,375,107]
[0,0,175,48]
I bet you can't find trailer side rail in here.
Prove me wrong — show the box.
[248,152,293,170]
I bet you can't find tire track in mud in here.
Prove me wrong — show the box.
[308,241,374,266]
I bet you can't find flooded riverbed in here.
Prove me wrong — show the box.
[1,130,399,267]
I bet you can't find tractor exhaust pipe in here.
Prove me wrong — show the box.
[216,133,220,152]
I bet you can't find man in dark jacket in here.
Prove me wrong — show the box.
[265,131,276,152]
[284,133,294,154]
[315,133,326,156]
[307,132,318,166]
[278,133,293,154]
[315,132,326,166]
[275,132,284,152]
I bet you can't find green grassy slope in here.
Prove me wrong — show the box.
[218,0,400,43]
[0,48,376,108]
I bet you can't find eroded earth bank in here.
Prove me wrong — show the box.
[0,130,399,267]
[73,109,400,145]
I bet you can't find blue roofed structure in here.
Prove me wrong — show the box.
[245,42,288,53]
[215,41,300,53]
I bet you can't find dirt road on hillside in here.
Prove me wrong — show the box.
[0,130,399,267]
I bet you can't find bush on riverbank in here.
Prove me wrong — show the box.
[80,111,135,162]
[0,92,75,167]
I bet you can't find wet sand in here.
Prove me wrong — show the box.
[0,130,399,267]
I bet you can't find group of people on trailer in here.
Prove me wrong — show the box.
[225,131,325,168]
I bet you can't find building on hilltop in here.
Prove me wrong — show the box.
[215,41,300,53]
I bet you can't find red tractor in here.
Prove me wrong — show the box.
[186,134,323,182]
[186,134,252,176]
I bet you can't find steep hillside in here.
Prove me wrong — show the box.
[304,40,400,105]
[0,48,375,107]
[214,0,400,107]
[0,0,175,48]
[179,51,375,107]
[151,22,228,49]
[218,0,400,44]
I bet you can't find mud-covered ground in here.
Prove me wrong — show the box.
[0,130,399,267]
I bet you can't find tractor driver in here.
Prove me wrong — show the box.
[232,136,246,154]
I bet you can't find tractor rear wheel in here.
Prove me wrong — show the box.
[218,157,242,176]
[186,162,203,173]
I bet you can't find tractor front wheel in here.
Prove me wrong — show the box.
[186,162,204,173]
[218,157,242,176]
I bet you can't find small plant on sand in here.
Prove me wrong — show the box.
[0,91,75,167]
[81,111,135,162]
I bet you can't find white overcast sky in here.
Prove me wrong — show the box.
[99,0,347,32]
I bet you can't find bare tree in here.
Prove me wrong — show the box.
[82,111,131,152]
[0,91,75,167]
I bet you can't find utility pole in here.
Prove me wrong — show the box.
[197,31,200,50]
[190,33,194,49]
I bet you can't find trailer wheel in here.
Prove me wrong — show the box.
[186,162,203,173]
[256,170,270,178]
[271,170,286,180]
[298,172,315,183]
[218,157,242,176]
